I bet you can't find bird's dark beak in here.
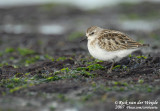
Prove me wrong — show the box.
[80,37,87,42]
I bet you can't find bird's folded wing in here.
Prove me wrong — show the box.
[98,30,143,51]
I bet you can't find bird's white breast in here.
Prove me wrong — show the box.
[87,39,138,62]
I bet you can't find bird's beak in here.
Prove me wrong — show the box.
[80,37,87,42]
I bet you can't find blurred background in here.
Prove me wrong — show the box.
[0,0,160,111]
[0,0,160,56]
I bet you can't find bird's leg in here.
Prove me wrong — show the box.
[108,60,115,73]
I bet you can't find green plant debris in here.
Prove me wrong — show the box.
[25,73,30,76]
[80,70,95,78]
[66,73,79,79]
[60,67,70,73]
[5,47,15,53]
[0,76,37,94]
[81,94,93,101]
[9,57,15,60]
[76,67,87,71]
[113,81,128,86]
[9,85,27,93]
[86,58,103,65]
[68,32,84,41]
[98,81,158,93]
[17,48,35,56]
[105,87,112,91]
[25,55,40,66]
[46,76,63,82]
[147,87,152,93]
[0,62,9,67]
[138,40,144,44]
[94,59,103,63]
[138,79,144,84]
[112,65,121,70]
[1,79,23,93]
[128,54,133,58]
[56,57,68,61]
[0,47,58,67]
[136,55,147,59]
[54,71,61,75]
[45,54,54,61]
[122,65,127,69]
[87,64,104,71]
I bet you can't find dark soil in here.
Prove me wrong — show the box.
[0,2,160,111]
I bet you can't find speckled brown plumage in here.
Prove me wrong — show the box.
[86,26,97,34]
[97,29,147,51]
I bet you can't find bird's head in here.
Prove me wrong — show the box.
[86,26,102,40]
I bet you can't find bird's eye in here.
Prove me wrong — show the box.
[90,32,94,35]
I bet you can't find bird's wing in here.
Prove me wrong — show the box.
[98,30,144,51]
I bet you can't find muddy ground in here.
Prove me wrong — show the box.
[0,2,160,111]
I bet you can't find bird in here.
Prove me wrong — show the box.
[85,26,149,73]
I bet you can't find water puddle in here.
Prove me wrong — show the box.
[38,24,65,35]
[0,24,32,34]
[0,24,65,35]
